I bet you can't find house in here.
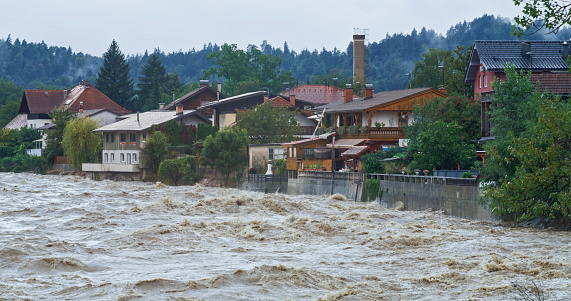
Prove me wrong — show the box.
[279,84,344,105]
[82,107,209,180]
[162,80,225,118]
[321,85,447,149]
[464,40,571,138]
[5,80,130,130]
[198,91,318,135]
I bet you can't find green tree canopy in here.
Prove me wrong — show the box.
[136,52,167,111]
[203,43,295,95]
[62,116,100,170]
[43,108,77,163]
[512,0,571,37]
[95,40,135,111]
[140,131,169,175]
[235,100,302,144]
[485,97,571,224]
[200,127,249,186]
[409,45,474,97]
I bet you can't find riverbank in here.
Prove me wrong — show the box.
[1,172,569,300]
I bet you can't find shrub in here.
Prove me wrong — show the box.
[338,126,347,135]
[274,158,287,174]
[461,172,473,178]
[347,125,358,135]
[363,179,382,202]
[158,155,199,186]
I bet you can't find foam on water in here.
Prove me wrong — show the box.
[0,172,570,300]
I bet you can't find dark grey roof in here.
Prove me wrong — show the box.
[465,40,570,83]
[163,85,226,110]
[325,88,437,114]
[198,91,315,109]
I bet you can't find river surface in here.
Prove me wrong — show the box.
[0,172,569,300]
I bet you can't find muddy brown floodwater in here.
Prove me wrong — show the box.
[0,172,569,300]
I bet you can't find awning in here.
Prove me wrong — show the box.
[326,139,364,148]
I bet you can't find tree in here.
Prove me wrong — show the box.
[481,64,541,183]
[407,120,476,170]
[158,155,199,186]
[409,46,474,97]
[62,117,100,170]
[95,40,135,111]
[140,131,169,176]
[485,97,571,224]
[43,108,76,163]
[512,0,571,37]
[136,52,166,111]
[200,127,249,186]
[310,69,352,88]
[235,100,302,144]
[203,43,293,95]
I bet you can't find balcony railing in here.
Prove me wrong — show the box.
[339,127,404,141]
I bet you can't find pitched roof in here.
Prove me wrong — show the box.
[531,73,571,96]
[93,110,209,132]
[4,114,28,130]
[198,91,314,110]
[341,145,371,156]
[465,40,570,83]
[55,82,130,115]
[163,85,226,110]
[20,90,65,114]
[324,88,443,114]
[280,85,344,104]
[326,139,364,148]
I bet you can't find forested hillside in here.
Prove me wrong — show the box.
[1,14,570,94]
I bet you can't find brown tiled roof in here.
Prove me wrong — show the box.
[325,88,445,114]
[280,85,344,104]
[268,96,293,107]
[55,83,130,115]
[531,73,571,95]
[341,145,371,156]
[20,90,65,114]
[163,85,225,110]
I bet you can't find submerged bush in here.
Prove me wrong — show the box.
[158,155,200,186]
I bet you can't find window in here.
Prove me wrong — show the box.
[104,153,108,162]
[120,133,126,144]
[484,75,488,88]
[105,134,109,144]
[269,148,284,160]
[479,76,482,89]
[143,133,146,140]
[130,133,136,144]
[111,153,115,162]
[133,154,137,162]
[111,133,114,143]
[120,153,125,162]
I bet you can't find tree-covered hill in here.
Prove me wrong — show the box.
[1,14,570,94]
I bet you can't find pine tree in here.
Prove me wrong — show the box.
[95,40,134,110]
[136,52,166,111]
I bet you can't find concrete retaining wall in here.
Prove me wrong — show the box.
[287,171,364,201]
[370,174,495,221]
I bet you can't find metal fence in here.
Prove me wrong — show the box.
[368,173,479,187]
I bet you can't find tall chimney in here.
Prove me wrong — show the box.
[217,82,222,92]
[365,84,373,98]
[200,80,209,87]
[344,84,353,103]
[521,42,531,57]
[283,82,290,91]
[289,94,295,106]
[264,95,269,102]
[79,101,83,113]
[353,34,366,82]
[176,105,183,115]
[563,41,569,60]
[159,102,165,110]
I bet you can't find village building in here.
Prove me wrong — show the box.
[162,80,225,118]
[82,107,209,180]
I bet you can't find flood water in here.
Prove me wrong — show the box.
[1,172,570,300]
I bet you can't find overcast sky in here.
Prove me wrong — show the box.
[0,0,524,56]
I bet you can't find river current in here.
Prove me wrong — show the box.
[0,172,569,300]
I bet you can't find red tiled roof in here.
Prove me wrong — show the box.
[55,82,130,115]
[268,96,293,107]
[531,73,571,95]
[280,85,344,104]
[21,90,65,114]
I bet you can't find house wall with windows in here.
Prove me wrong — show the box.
[248,143,286,171]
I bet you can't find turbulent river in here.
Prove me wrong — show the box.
[0,172,570,300]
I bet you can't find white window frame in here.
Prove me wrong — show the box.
[483,75,488,88]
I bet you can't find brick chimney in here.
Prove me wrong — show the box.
[200,80,209,87]
[79,101,84,113]
[438,88,447,95]
[82,80,91,88]
[289,94,295,106]
[176,104,183,115]
[365,84,373,98]
[344,84,353,103]
[159,103,165,110]
[264,95,269,102]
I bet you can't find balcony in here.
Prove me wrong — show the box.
[339,127,404,141]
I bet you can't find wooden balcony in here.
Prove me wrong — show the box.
[340,127,404,142]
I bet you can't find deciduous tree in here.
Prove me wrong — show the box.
[140,131,169,175]
[62,116,100,170]
[235,100,301,144]
[200,127,248,186]
[43,108,76,163]
[512,0,571,37]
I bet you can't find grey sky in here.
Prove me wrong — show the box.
[0,0,524,56]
